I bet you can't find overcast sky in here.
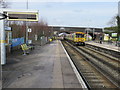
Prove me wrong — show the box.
[6,0,119,28]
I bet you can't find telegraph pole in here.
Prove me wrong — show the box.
[118,2,120,41]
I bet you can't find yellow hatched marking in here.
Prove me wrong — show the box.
[0,40,6,43]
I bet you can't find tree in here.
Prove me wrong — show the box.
[106,15,118,32]
[105,15,118,30]
[105,15,120,40]
[104,26,118,32]
[0,0,9,8]
[8,18,52,44]
[116,15,120,39]
[107,15,117,27]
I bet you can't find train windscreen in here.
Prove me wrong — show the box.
[76,34,84,38]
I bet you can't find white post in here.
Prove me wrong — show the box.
[102,28,104,33]
[86,28,89,41]
[26,25,28,44]
[87,30,89,41]
[0,14,6,65]
[93,28,95,39]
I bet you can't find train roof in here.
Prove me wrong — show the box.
[74,32,85,34]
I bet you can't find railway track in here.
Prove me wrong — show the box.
[77,46,120,87]
[62,40,119,89]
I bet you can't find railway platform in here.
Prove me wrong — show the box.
[2,40,84,88]
[86,41,119,52]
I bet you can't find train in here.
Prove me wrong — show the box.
[64,32,86,46]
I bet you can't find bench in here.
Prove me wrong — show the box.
[21,44,34,55]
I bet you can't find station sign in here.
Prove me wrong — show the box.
[111,33,117,38]
[6,12,38,21]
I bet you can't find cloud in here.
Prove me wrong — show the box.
[8,1,118,28]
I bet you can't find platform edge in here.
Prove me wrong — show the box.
[59,40,88,89]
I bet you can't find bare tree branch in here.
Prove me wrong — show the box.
[0,0,9,8]
[107,15,117,27]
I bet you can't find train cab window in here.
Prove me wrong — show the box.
[72,35,74,38]
[76,34,84,38]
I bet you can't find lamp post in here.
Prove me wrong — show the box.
[26,0,29,44]
[85,28,91,41]
[93,28,95,40]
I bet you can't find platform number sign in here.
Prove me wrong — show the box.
[28,28,32,32]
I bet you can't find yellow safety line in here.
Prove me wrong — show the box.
[7,19,38,21]
[0,40,6,43]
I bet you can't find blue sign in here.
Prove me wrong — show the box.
[5,26,12,31]
[11,37,24,47]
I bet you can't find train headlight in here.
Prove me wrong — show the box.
[81,38,85,42]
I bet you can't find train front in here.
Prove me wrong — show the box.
[74,32,85,46]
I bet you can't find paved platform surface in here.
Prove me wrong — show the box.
[86,41,120,52]
[2,40,82,88]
